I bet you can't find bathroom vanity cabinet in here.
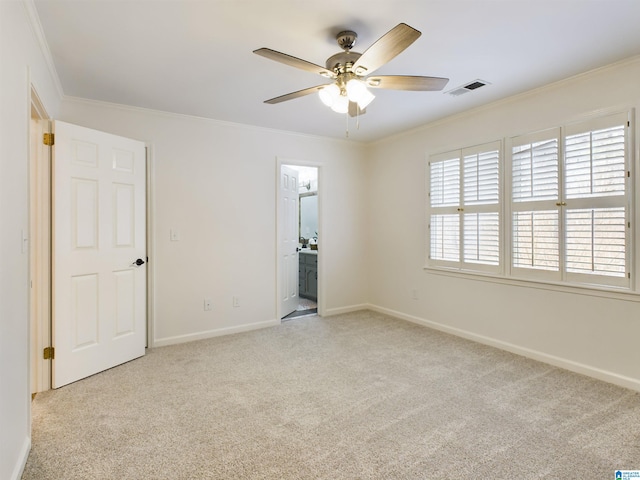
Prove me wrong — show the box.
[299,250,317,300]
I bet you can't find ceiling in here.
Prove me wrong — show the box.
[33,0,640,143]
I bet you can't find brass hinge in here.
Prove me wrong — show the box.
[43,346,55,360]
[43,133,55,146]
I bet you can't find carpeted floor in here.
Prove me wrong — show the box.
[23,311,640,479]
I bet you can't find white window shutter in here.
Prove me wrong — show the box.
[430,214,460,262]
[565,207,626,277]
[463,149,499,205]
[463,212,500,265]
[565,125,626,199]
[510,130,561,277]
[430,158,459,207]
[512,138,559,202]
[512,210,559,271]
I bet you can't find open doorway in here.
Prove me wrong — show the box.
[278,163,320,321]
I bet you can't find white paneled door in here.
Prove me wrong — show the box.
[52,121,146,388]
[279,166,299,318]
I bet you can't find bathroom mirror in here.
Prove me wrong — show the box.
[299,193,318,242]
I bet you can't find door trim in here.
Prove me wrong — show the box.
[29,84,52,394]
[275,158,323,321]
[145,145,156,348]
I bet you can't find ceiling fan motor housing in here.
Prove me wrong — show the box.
[325,51,362,74]
[326,31,362,74]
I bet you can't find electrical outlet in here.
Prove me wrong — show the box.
[170,229,181,241]
[204,299,212,311]
[233,296,240,308]
[412,289,418,300]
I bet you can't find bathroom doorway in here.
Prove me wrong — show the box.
[278,163,319,320]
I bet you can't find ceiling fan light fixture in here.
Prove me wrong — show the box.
[319,84,340,107]
[346,79,375,109]
[345,79,366,101]
[357,91,375,110]
[330,94,349,114]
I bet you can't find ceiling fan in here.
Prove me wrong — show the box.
[253,23,449,116]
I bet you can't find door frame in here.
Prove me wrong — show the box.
[28,89,155,391]
[29,86,51,394]
[275,158,323,321]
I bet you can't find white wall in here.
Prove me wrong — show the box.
[59,99,368,346]
[366,56,640,391]
[0,1,61,479]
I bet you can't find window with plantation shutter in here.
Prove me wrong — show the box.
[428,153,461,266]
[507,112,630,288]
[562,114,629,287]
[426,110,632,292]
[427,141,501,272]
[462,146,500,267]
[510,129,561,278]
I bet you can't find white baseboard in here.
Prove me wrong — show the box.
[367,304,640,393]
[152,319,280,348]
[323,303,370,317]
[11,436,30,480]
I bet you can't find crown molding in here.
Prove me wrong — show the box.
[22,0,64,100]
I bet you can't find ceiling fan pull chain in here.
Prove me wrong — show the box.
[345,112,349,138]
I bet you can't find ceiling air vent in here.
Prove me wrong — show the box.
[446,79,490,96]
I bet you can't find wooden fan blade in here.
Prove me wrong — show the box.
[351,23,421,76]
[366,75,449,91]
[348,101,366,117]
[264,85,328,104]
[253,48,336,79]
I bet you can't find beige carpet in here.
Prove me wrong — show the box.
[23,311,640,479]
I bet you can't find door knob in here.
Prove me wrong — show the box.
[131,258,145,266]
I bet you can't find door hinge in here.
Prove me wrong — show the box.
[43,346,55,360]
[43,133,55,146]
